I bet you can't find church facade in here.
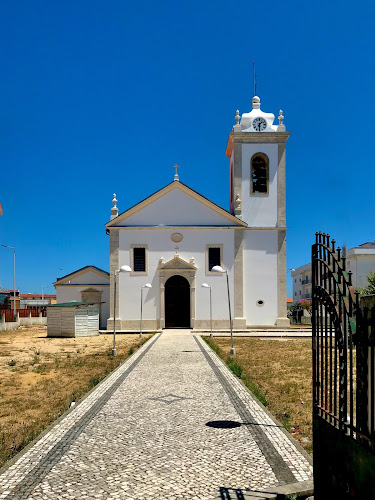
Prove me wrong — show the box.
[105,95,290,331]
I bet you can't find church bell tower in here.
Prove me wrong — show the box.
[226,95,290,326]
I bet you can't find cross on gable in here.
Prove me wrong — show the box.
[173,163,180,181]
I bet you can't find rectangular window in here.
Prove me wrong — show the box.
[206,245,223,274]
[130,245,148,274]
[208,248,221,270]
[133,248,145,272]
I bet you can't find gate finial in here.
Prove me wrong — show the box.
[348,271,353,285]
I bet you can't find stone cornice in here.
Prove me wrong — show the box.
[55,283,110,287]
[107,225,288,231]
[225,131,291,157]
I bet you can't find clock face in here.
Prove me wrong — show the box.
[252,117,267,132]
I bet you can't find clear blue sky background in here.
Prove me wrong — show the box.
[0,0,374,297]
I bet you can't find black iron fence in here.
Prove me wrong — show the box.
[312,232,375,498]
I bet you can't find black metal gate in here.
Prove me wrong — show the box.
[312,232,375,498]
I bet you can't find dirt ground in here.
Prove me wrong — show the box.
[0,327,152,468]
[205,336,313,454]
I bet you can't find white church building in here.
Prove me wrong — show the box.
[55,95,290,330]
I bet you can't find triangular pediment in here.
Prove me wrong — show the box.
[106,181,247,228]
[54,266,110,286]
[158,255,197,270]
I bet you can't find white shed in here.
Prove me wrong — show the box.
[47,302,99,337]
[53,266,110,330]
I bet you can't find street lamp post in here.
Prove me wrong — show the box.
[1,244,16,319]
[287,268,296,303]
[41,284,48,308]
[211,265,235,355]
[140,284,152,338]
[112,265,131,356]
[201,283,213,338]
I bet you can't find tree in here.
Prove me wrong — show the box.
[358,270,375,296]
[299,299,312,316]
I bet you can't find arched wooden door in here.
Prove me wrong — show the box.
[165,275,190,328]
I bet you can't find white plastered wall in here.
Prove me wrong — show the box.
[243,230,278,325]
[55,285,110,329]
[241,144,278,227]
[64,271,110,285]
[118,189,237,227]
[117,228,235,325]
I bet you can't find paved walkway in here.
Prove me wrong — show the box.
[0,331,312,500]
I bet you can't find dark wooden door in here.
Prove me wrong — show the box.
[165,275,190,328]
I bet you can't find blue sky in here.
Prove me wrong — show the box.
[0,0,374,297]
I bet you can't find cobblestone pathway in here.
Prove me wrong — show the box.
[0,330,312,499]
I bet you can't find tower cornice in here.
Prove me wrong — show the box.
[226,132,291,157]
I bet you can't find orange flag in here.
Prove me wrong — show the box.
[0,203,2,215]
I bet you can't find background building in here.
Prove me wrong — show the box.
[292,242,375,302]
[291,264,312,302]
[19,294,56,309]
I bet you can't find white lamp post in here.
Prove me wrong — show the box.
[287,269,295,303]
[211,265,235,355]
[1,244,16,319]
[112,265,131,356]
[140,283,152,338]
[201,283,213,338]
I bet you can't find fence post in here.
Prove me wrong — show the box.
[356,296,368,441]
[358,295,375,440]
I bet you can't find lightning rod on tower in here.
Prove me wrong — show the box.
[253,61,257,96]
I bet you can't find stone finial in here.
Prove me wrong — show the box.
[277,109,286,131]
[233,109,242,132]
[190,257,195,265]
[234,193,242,218]
[110,193,119,220]
[252,96,261,109]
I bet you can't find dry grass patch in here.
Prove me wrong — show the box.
[204,336,313,454]
[0,327,153,468]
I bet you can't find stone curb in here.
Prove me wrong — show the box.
[223,479,314,499]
